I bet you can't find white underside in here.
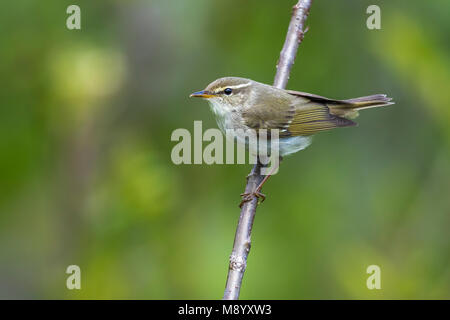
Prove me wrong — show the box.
[278,135,312,156]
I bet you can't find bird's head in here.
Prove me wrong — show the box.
[190,77,255,113]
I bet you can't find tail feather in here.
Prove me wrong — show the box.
[343,94,394,110]
[330,94,394,118]
[286,90,394,119]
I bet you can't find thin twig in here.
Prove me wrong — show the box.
[223,0,313,300]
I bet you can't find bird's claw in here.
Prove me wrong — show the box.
[239,191,266,208]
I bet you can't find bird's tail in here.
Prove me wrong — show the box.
[286,90,394,119]
[330,94,394,118]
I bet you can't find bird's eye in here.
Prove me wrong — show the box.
[224,88,232,95]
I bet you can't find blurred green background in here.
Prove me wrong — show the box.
[0,0,449,299]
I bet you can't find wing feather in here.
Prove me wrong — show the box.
[288,102,356,136]
[241,89,357,137]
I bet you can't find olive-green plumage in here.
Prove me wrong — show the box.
[190,77,394,156]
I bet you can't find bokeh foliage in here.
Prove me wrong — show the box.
[0,0,449,299]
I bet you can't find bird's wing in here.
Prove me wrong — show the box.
[287,101,356,136]
[285,90,349,104]
[241,98,296,137]
[241,93,356,137]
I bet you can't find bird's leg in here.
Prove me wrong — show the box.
[239,157,282,208]
[253,158,280,194]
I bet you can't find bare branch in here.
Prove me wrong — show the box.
[223,0,313,300]
[274,0,312,89]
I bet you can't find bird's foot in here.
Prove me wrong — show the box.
[239,191,266,208]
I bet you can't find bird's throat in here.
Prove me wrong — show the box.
[207,99,232,133]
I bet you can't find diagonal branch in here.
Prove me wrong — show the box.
[223,0,313,300]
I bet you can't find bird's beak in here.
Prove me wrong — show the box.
[189,90,215,98]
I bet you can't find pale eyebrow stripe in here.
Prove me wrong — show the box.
[214,82,252,92]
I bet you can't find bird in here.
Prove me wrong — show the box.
[190,76,393,205]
